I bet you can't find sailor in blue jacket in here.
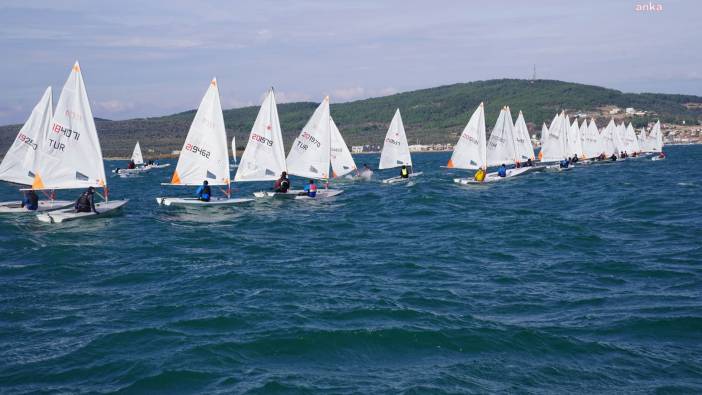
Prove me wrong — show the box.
[497,164,507,177]
[196,180,211,202]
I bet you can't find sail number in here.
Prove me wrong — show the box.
[385,138,401,146]
[185,143,211,158]
[17,133,38,150]
[299,131,321,150]
[251,133,273,147]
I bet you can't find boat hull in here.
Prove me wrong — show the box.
[0,200,73,214]
[381,172,423,184]
[156,197,254,206]
[36,200,128,223]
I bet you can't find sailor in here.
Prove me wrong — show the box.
[127,160,135,169]
[302,179,317,197]
[196,180,211,202]
[273,172,290,193]
[21,190,39,211]
[497,164,507,177]
[474,167,486,182]
[610,153,617,161]
[75,187,99,214]
[525,158,533,167]
[658,152,666,159]
[571,154,579,163]
[559,158,569,168]
[400,165,409,179]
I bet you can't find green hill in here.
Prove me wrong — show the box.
[1,79,701,158]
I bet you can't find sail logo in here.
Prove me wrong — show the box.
[52,123,81,141]
[64,109,83,121]
[185,143,211,158]
[251,133,273,147]
[17,133,38,150]
[385,138,401,146]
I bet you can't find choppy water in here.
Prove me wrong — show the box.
[1,145,701,394]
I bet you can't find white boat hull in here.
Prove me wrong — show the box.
[254,189,343,199]
[144,163,170,170]
[454,167,535,184]
[36,200,128,223]
[382,172,423,184]
[0,200,73,214]
[156,197,254,206]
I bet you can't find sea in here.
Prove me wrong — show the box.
[1,145,701,394]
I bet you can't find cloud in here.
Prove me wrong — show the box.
[331,87,366,101]
[275,91,313,103]
[94,100,136,113]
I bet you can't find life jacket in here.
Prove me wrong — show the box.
[280,179,290,192]
[308,183,317,197]
[75,192,92,211]
[401,167,409,178]
[474,169,486,182]
[200,186,211,201]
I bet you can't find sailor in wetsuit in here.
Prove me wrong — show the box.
[196,180,211,202]
[21,190,39,211]
[75,187,99,214]
[400,165,409,178]
[273,172,290,193]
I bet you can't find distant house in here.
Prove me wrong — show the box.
[625,107,635,115]
[171,150,181,155]
[408,144,426,152]
[351,146,363,153]
[609,108,621,115]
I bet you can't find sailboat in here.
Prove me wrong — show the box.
[565,119,585,160]
[622,123,641,155]
[0,87,73,213]
[484,106,535,177]
[582,119,603,159]
[539,112,567,163]
[230,135,238,168]
[113,141,147,176]
[32,62,128,223]
[648,120,665,159]
[379,109,422,183]
[330,116,357,179]
[283,96,343,199]
[157,78,253,206]
[513,110,536,164]
[235,88,291,198]
[448,103,488,184]
[600,118,618,159]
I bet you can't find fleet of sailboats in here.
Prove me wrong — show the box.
[0,63,671,220]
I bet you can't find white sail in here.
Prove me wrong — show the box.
[32,62,106,190]
[513,111,534,162]
[638,127,648,152]
[330,116,356,177]
[447,103,486,170]
[486,107,517,167]
[600,119,618,156]
[539,122,548,150]
[565,119,584,159]
[170,78,229,186]
[231,135,237,164]
[622,123,641,153]
[379,109,412,169]
[131,141,144,165]
[235,89,287,182]
[582,119,602,158]
[286,96,331,180]
[539,112,565,162]
[0,87,52,186]
[614,122,626,154]
[647,120,663,152]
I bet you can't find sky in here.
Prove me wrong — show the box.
[0,0,700,124]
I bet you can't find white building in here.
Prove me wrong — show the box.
[351,146,363,154]
[625,107,635,115]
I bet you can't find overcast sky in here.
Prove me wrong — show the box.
[0,0,699,124]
